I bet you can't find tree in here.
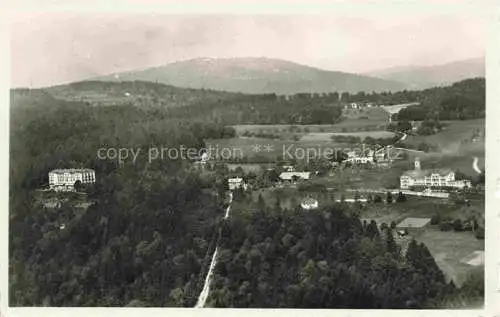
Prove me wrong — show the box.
[257,194,266,211]
[73,180,83,192]
[397,120,412,132]
[366,220,380,239]
[453,219,463,232]
[386,192,393,204]
[396,191,407,203]
[373,195,383,203]
[430,213,441,225]
[475,227,485,239]
[439,221,453,231]
[386,228,398,255]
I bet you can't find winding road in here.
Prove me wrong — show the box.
[472,157,482,174]
[194,192,233,308]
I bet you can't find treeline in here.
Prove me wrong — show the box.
[396,78,485,121]
[40,81,345,125]
[9,92,235,306]
[24,78,485,128]
[10,92,235,192]
[209,204,483,308]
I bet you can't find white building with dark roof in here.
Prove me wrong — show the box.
[399,158,471,190]
[228,177,247,191]
[301,198,319,210]
[279,172,311,182]
[49,168,96,192]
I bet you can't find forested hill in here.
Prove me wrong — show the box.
[12,77,485,127]
[395,78,485,121]
[44,80,242,107]
[210,204,483,308]
[91,57,407,94]
[10,90,237,306]
[365,58,484,90]
[14,81,346,125]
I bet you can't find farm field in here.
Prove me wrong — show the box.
[358,196,484,287]
[233,120,388,134]
[405,119,484,150]
[226,163,272,173]
[312,165,406,189]
[300,130,394,142]
[414,228,484,286]
[206,137,350,160]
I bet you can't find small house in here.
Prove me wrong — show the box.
[279,172,311,182]
[228,177,248,191]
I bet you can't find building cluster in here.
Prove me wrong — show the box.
[48,168,96,192]
[345,147,389,165]
[343,102,377,110]
[300,198,319,210]
[279,171,311,182]
[227,177,248,191]
[399,158,471,190]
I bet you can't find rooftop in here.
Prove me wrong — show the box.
[402,168,454,178]
[279,172,311,180]
[396,217,431,228]
[49,168,95,174]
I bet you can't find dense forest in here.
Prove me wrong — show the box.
[9,77,484,307]
[38,77,485,126]
[395,78,485,121]
[9,91,233,306]
[209,203,484,308]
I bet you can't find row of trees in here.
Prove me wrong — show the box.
[37,77,484,128]
[9,92,237,306]
[207,203,483,308]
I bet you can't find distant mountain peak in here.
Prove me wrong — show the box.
[91,57,408,94]
[364,57,484,89]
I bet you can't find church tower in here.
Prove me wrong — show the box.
[414,157,421,171]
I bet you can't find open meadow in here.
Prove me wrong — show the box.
[415,228,484,286]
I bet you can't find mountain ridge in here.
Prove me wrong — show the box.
[90,57,407,95]
[364,57,484,89]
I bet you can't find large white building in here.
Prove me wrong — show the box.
[346,150,375,164]
[228,177,248,191]
[49,168,96,192]
[400,158,471,190]
[301,198,319,210]
[279,172,311,182]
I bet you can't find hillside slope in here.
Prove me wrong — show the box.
[92,57,407,94]
[365,58,484,89]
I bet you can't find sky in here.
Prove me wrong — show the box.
[9,9,486,88]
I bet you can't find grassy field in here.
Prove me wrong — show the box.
[226,163,272,173]
[312,165,405,190]
[232,108,389,136]
[414,228,484,286]
[405,119,484,151]
[300,131,394,142]
[358,196,484,286]
[207,137,351,160]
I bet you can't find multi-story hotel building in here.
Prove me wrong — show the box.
[400,158,471,190]
[48,168,96,192]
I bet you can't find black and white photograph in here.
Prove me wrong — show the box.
[5,2,491,311]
